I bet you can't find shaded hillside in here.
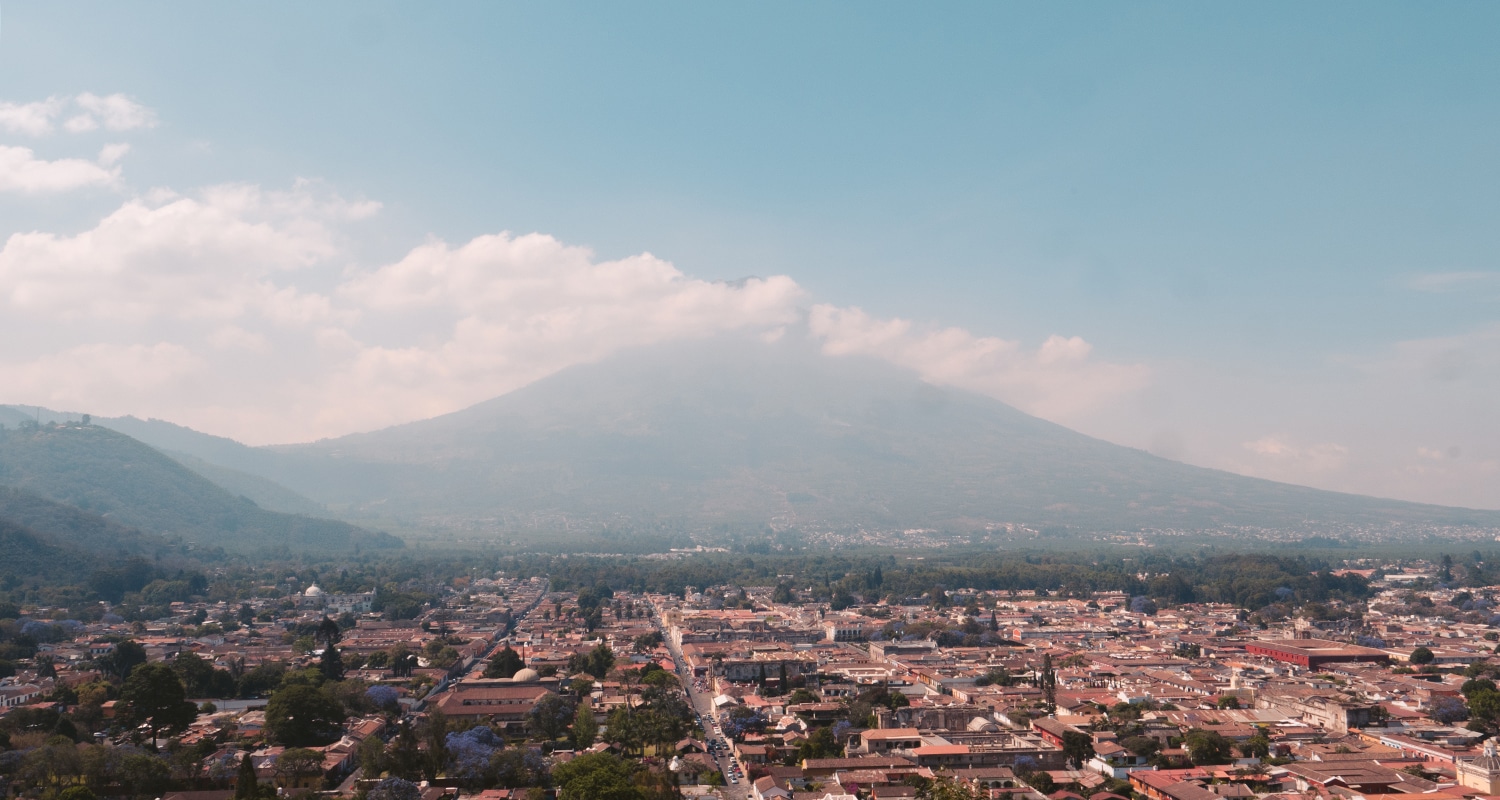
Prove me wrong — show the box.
[0,517,88,582]
[98,414,282,477]
[247,339,1500,533]
[0,486,176,559]
[164,451,330,516]
[0,424,403,554]
[2,409,333,519]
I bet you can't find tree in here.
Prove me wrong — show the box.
[104,640,148,679]
[1130,596,1158,615]
[19,738,83,793]
[926,778,982,800]
[568,643,616,679]
[1463,678,1498,698]
[385,721,424,781]
[1040,653,1057,713]
[359,734,386,781]
[421,708,449,782]
[234,752,259,799]
[119,753,172,798]
[273,748,323,789]
[797,726,840,760]
[316,616,342,646]
[1062,729,1095,768]
[445,726,504,788]
[1411,646,1436,665]
[368,777,422,800]
[530,692,576,740]
[552,752,645,800]
[1432,695,1471,724]
[1026,772,1056,794]
[117,662,197,748]
[788,688,819,705]
[1240,735,1271,760]
[266,684,346,746]
[491,748,547,789]
[173,652,235,698]
[319,644,346,682]
[367,684,401,716]
[1122,736,1160,759]
[486,645,525,679]
[573,700,599,749]
[1184,729,1235,765]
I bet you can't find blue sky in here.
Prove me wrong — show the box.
[1,2,1497,508]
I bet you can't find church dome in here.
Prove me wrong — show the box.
[1471,739,1500,774]
[511,667,541,682]
[304,585,325,597]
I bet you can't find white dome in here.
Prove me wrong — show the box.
[303,585,325,597]
[511,667,541,682]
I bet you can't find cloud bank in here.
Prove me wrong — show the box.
[0,176,1143,442]
[0,93,156,136]
[8,92,1485,507]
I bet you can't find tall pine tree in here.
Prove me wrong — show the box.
[234,753,259,799]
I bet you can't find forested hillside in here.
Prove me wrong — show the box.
[0,423,403,555]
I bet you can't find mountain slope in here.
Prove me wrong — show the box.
[2,408,335,518]
[0,516,88,582]
[244,338,1500,533]
[0,424,403,553]
[161,451,331,517]
[0,486,177,580]
[0,485,175,557]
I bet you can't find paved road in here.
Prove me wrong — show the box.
[661,613,750,800]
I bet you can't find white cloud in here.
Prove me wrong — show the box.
[71,92,158,132]
[0,93,157,136]
[0,183,355,321]
[2,343,202,416]
[0,97,66,136]
[1409,271,1498,292]
[1380,322,1500,385]
[63,114,98,134]
[0,182,1151,443]
[1240,435,1349,473]
[0,144,120,193]
[807,304,1149,421]
[98,143,131,166]
[326,232,810,431]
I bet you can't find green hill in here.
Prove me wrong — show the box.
[0,423,403,554]
[1,409,333,518]
[0,485,175,556]
[0,516,88,582]
[0,486,179,581]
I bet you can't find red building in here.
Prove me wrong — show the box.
[1243,639,1387,669]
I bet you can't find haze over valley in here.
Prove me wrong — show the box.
[5,8,1500,800]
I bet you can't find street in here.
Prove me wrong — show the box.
[662,613,751,800]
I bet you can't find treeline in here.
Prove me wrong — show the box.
[527,550,1372,611]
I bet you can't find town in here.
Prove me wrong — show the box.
[5,558,1500,800]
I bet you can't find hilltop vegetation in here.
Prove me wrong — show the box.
[0,423,402,555]
[0,485,183,586]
